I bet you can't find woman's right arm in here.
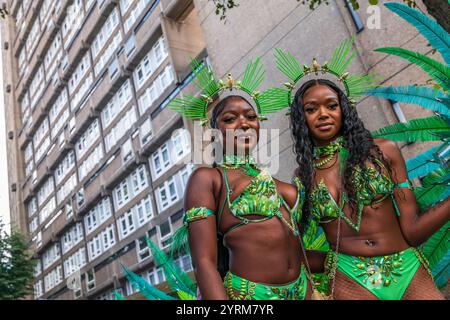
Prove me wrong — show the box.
[185,168,228,300]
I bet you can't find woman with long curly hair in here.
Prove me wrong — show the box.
[290,78,450,300]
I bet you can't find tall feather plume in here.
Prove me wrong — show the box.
[384,2,450,65]
[375,47,450,91]
[371,115,449,142]
[368,86,450,117]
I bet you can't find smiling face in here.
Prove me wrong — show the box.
[301,84,342,146]
[215,96,260,155]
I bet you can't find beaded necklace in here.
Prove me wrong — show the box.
[313,136,345,168]
[218,155,260,177]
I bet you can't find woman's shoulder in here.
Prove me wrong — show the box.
[187,166,222,188]
[373,138,402,160]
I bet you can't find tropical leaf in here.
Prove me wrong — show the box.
[371,116,450,142]
[375,47,450,91]
[384,2,450,65]
[406,144,442,179]
[367,86,450,117]
[122,266,176,300]
[240,57,265,94]
[273,48,304,83]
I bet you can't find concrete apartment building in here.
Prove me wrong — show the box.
[1,0,435,299]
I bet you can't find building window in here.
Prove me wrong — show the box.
[76,119,100,159]
[113,166,149,210]
[44,265,63,292]
[61,223,84,254]
[133,36,168,90]
[87,224,116,261]
[158,220,172,249]
[42,243,61,271]
[104,108,137,152]
[84,198,112,235]
[101,80,133,129]
[63,247,87,278]
[86,269,96,292]
[147,267,165,286]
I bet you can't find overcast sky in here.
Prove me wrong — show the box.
[0,31,11,234]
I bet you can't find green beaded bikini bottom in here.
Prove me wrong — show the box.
[224,267,307,300]
[325,247,431,300]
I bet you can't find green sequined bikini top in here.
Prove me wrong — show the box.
[217,155,304,236]
[309,138,412,231]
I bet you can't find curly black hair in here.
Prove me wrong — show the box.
[290,79,391,226]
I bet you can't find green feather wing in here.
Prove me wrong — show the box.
[367,86,450,117]
[122,266,176,300]
[375,47,450,91]
[113,290,126,300]
[146,237,196,296]
[414,167,450,209]
[384,2,450,65]
[371,116,450,142]
[406,144,442,179]
[422,221,450,272]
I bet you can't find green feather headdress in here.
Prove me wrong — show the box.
[271,36,381,112]
[169,57,279,125]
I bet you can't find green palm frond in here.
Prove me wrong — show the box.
[406,144,442,179]
[190,59,220,98]
[328,36,356,76]
[258,87,291,113]
[367,86,450,117]
[273,48,304,83]
[384,2,450,65]
[240,57,265,94]
[375,47,450,91]
[371,116,450,142]
[169,96,209,120]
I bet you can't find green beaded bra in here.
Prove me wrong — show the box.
[309,137,411,231]
[217,155,304,236]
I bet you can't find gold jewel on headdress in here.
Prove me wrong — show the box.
[269,36,382,111]
[169,58,282,126]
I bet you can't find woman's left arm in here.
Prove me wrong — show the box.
[377,139,450,246]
